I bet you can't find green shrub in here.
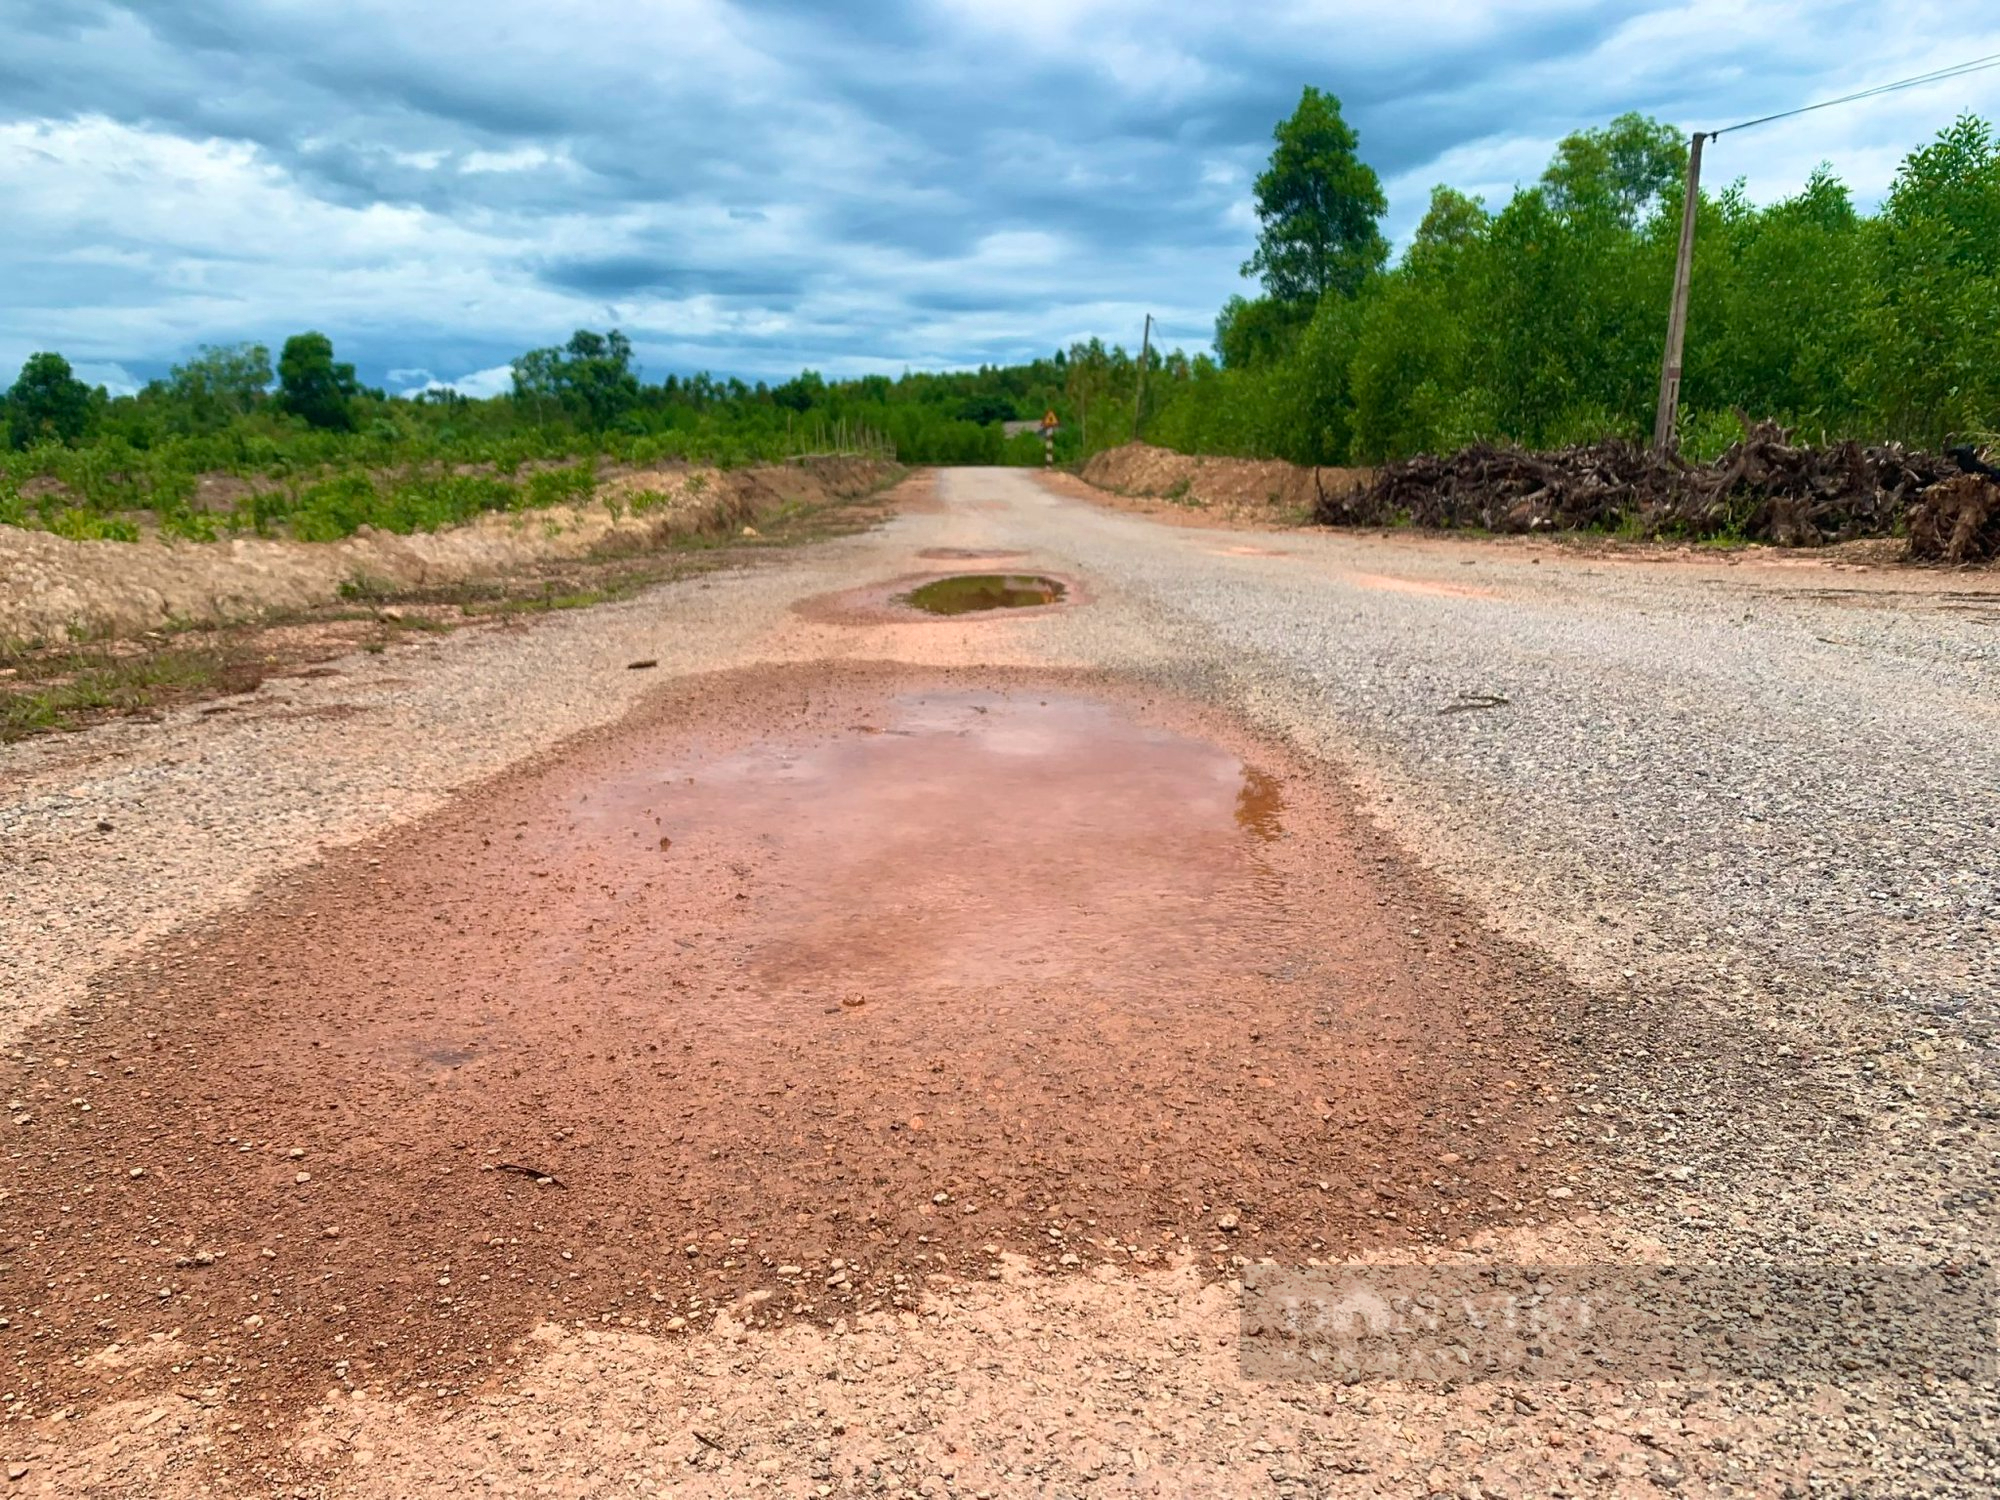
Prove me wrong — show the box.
[46,509,140,542]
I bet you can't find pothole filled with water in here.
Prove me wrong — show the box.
[9,669,1570,1437]
[900,573,1065,615]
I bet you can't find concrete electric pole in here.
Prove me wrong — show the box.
[1651,130,1706,454]
[1132,313,1153,443]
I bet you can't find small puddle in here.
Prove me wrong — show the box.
[1236,766,1284,839]
[560,689,1282,1002]
[900,573,1065,615]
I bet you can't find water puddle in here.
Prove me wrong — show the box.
[900,573,1065,615]
[559,689,1285,1005]
[1236,766,1284,839]
[14,671,1560,1418]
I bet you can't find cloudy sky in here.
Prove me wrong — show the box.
[4,1,1998,396]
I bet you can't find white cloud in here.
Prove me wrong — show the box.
[400,364,517,398]
[0,114,608,379]
[461,146,563,174]
[69,361,142,396]
[965,230,1067,269]
[4,0,1998,385]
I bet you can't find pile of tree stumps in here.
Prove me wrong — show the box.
[1316,422,1997,561]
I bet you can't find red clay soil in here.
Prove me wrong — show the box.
[1,664,1574,1478]
[1072,443,1372,526]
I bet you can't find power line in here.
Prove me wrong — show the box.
[1653,46,2000,451]
[1710,50,2000,137]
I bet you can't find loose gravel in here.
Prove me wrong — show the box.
[4,466,1994,1496]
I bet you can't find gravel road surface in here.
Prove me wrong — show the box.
[4,467,1994,1497]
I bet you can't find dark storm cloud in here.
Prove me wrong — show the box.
[4,0,1997,389]
[536,256,806,303]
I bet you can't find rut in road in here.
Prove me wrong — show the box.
[5,661,1577,1458]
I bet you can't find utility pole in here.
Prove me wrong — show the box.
[1132,313,1153,442]
[1652,131,1707,453]
[1643,55,2000,452]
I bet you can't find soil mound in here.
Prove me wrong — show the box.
[0,458,898,643]
[1081,442,1369,519]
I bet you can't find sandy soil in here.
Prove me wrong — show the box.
[0,459,895,643]
[1076,445,1370,526]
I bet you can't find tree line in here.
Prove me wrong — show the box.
[1142,93,2000,464]
[12,88,1986,517]
[3,326,1152,474]
[0,323,1171,540]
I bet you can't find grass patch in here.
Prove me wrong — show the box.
[469,587,622,617]
[337,569,401,602]
[0,474,908,739]
[0,649,252,739]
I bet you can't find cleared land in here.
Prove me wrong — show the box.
[0,459,900,739]
[2,468,1994,1497]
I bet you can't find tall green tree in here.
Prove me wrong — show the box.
[771,369,828,412]
[277,332,358,431]
[512,329,640,431]
[1213,295,1308,370]
[1698,167,1866,434]
[1540,112,1686,227]
[1860,114,2000,445]
[164,342,273,432]
[1409,186,1490,254]
[1242,86,1388,304]
[1348,187,1492,459]
[6,352,95,449]
[1283,291,1370,463]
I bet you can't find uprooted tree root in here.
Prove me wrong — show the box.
[1907,474,2000,564]
[1315,422,1997,562]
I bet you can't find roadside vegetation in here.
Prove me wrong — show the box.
[0,330,1051,543]
[0,476,902,739]
[0,645,259,740]
[6,101,1992,547]
[1139,97,2000,465]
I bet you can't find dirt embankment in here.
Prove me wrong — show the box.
[1080,442,1370,523]
[1,457,898,643]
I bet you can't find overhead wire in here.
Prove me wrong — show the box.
[1708,50,2000,137]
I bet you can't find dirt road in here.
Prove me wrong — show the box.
[3,469,1994,1496]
